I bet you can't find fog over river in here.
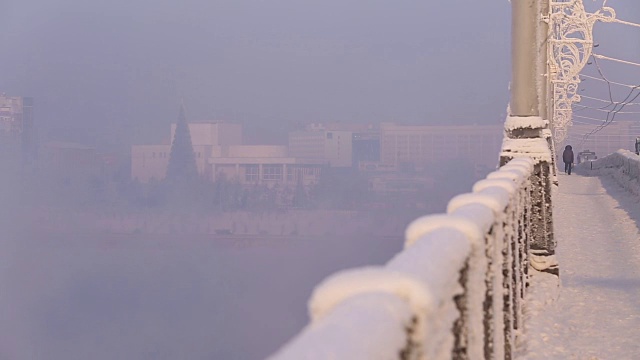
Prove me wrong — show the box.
[1,229,402,359]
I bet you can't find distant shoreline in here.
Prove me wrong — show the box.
[27,208,419,238]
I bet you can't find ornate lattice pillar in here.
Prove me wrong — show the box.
[547,0,615,143]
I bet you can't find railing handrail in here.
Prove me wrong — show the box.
[268,155,554,360]
[575,149,640,195]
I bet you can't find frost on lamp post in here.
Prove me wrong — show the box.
[502,0,557,274]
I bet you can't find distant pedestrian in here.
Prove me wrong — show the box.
[562,145,574,175]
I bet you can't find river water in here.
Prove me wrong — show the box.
[1,230,403,359]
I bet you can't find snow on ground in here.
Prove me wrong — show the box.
[520,173,640,359]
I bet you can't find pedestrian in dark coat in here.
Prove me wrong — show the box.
[562,145,574,175]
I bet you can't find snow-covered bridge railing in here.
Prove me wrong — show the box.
[575,149,640,196]
[269,157,554,360]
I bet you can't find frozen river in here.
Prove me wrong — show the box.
[1,230,403,359]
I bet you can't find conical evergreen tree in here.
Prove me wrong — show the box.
[166,102,198,184]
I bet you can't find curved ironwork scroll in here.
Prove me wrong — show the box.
[548,0,615,142]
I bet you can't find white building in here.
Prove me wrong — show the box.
[288,129,353,167]
[210,145,323,186]
[132,122,242,183]
[132,122,324,186]
[131,144,169,183]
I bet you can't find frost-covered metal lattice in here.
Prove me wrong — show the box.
[548,0,615,142]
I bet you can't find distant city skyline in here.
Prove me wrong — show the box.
[1,0,512,153]
[1,1,637,154]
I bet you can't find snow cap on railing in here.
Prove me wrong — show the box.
[487,170,525,185]
[308,267,433,323]
[306,266,435,358]
[504,157,535,170]
[388,227,471,301]
[503,116,547,131]
[484,158,533,187]
[447,187,510,217]
[501,138,552,163]
[500,162,531,174]
[404,214,484,248]
[446,201,495,235]
[268,293,413,360]
[444,203,492,360]
[472,178,518,194]
[387,227,471,359]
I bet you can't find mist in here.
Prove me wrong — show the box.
[1,0,512,151]
[3,0,635,359]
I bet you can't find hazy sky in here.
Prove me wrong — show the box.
[1,0,513,150]
[578,1,640,125]
[1,1,637,151]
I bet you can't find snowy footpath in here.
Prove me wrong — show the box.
[520,173,640,359]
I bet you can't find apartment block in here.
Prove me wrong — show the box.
[379,123,503,171]
[288,129,353,167]
[0,93,35,162]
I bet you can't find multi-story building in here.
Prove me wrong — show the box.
[210,145,323,186]
[303,122,380,167]
[0,94,35,162]
[288,125,353,167]
[131,144,173,183]
[379,123,503,172]
[132,122,324,186]
[132,122,241,183]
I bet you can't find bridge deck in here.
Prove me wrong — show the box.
[520,173,640,359]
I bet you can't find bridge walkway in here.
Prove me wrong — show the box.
[520,173,640,359]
